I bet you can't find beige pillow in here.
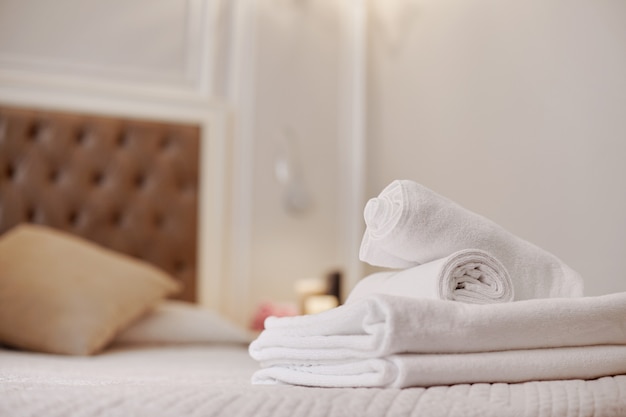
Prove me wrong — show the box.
[0,224,181,355]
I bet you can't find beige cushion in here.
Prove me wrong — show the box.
[0,224,180,355]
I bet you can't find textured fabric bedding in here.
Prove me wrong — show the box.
[1,345,625,417]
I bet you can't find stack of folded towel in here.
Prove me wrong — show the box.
[250,293,626,387]
[249,180,625,388]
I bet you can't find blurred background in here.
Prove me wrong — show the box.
[1,0,625,325]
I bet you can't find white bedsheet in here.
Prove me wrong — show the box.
[1,344,625,417]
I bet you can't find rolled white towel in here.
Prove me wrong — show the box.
[249,292,626,365]
[347,249,513,305]
[252,345,626,388]
[360,180,583,300]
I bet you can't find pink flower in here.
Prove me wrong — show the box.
[250,301,298,331]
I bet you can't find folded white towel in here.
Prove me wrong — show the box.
[252,345,626,388]
[359,180,583,300]
[249,292,626,364]
[347,249,513,304]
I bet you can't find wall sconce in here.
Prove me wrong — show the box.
[274,127,313,215]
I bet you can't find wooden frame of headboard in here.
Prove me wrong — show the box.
[0,104,210,302]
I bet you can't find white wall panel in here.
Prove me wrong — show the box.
[0,0,217,100]
[222,0,366,325]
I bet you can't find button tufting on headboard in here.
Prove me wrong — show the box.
[0,105,201,301]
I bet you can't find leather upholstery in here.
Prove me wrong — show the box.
[0,105,200,301]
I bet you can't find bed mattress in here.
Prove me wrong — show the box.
[2,344,625,417]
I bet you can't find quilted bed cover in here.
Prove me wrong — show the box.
[1,344,625,417]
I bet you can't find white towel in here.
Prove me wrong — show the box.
[359,180,584,300]
[347,249,513,305]
[252,345,626,388]
[249,293,626,364]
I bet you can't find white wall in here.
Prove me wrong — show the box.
[366,0,626,295]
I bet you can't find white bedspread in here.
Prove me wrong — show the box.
[1,345,625,417]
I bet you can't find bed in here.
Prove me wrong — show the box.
[1,104,625,417]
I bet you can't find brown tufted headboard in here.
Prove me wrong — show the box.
[0,105,200,301]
